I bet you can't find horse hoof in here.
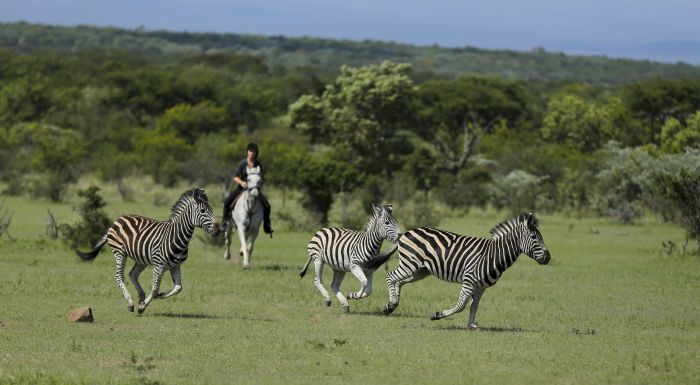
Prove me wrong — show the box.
[127,305,134,312]
[224,254,230,260]
[242,264,250,270]
[430,312,440,321]
[468,323,479,330]
[323,299,331,307]
[343,305,350,313]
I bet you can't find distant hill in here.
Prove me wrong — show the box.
[2,21,700,85]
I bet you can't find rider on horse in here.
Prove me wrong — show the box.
[222,142,273,236]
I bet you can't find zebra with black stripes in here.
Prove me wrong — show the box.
[76,188,220,314]
[383,213,551,329]
[300,204,401,313]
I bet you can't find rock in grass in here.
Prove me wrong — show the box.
[69,307,94,323]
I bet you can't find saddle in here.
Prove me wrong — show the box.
[228,192,245,211]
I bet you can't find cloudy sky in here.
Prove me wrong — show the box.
[2,0,699,63]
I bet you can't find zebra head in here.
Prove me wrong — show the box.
[191,188,220,236]
[371,203,401,244]
[518,213,550,265]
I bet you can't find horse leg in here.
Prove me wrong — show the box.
[224,219,232,260]
[237,224,250,269]
[245,218,260,267]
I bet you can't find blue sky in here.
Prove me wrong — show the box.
[2,0,699,63]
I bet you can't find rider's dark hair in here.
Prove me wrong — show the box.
[246,142,259,159]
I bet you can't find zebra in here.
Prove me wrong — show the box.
[299,204,401,313]
[75,187,220,314]
[383,212,551,329]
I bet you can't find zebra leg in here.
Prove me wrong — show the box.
[139,264,167,314]
[348,264,369,301]
[312,259,332,306]
[348,271,373,300]
[431,283,474,321]
[113,251,134,312]
[128,263,147,306]
[156,265,182,299]
[467,288,485,330]
[384,266,429,315]
[330,270,349,312]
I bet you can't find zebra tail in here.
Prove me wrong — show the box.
[364,244,399,271]
[75,236,108,263]
[299,256,312,278]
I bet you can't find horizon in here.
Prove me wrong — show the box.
[2,1,700,64]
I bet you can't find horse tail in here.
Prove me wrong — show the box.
[75,235,108,263]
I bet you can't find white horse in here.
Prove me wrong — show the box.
[224,166,264,269]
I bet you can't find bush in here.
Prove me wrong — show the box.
[59,185,112,249]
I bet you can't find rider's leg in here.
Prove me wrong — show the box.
[260,193,273,235]
[222,188,243,223]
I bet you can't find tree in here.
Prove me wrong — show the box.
[2,123,86,200]
[660,111,700,153]
[541,94,612,153]
[415,76,531,174]
[289,61,415,180]
[155,101,228,144]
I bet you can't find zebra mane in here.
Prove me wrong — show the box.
[489,213,538,240]
[170,188,208,219]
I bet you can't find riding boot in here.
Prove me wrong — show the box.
[261,195,273,237]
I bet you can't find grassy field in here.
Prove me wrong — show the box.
[0,182,698,385]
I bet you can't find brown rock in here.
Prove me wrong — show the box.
[69,307,94,323]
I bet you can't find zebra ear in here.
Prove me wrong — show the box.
[193,188,208,204]
[384,204,393,215]
[526,212,538,228]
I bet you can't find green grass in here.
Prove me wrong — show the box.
[1,184,699,385]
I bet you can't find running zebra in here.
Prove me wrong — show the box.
[384,213,551,329]
[300,204,401,313]
[76,188,220,314]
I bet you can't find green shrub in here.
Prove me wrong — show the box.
[59,185,112,249]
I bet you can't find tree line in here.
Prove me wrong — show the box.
[1,28,700,252]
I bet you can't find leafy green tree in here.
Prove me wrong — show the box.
[133,128,190,186]
[660,111,700,153]
[541,94,613,152]
[623,78,700,145]
[415,76,532,174]
[155,101,228,143]
[60,185,112,249]
[2,123,86,200]
[289,61,415,179]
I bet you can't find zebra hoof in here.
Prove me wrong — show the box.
[137,307,145,315]
[343,305,350,313]
[323,299,331,307]
[468,323,479,330]
[430,312,441,321]
[383,305,395,316]
[127,305,134,312]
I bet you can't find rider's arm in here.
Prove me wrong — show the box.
[233,160,247,188]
